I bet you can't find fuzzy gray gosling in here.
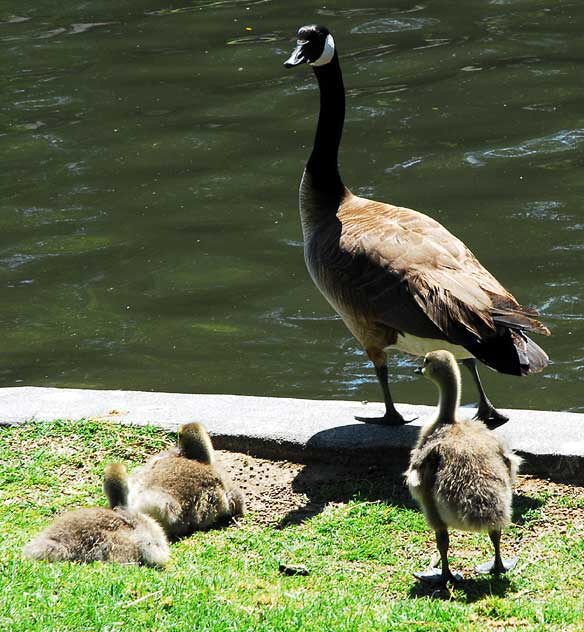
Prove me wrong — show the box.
[128,422,245,539]
[23,463,170,567]
[405,350,521,585]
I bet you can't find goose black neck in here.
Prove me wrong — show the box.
[307,52,345,197]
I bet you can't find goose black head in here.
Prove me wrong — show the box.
[284,25,335,69]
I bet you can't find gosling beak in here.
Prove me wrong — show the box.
[284,43,308,68]
[414,366,423,375]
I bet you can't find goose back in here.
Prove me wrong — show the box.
[303,190,549,374]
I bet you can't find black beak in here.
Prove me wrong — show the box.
[284,44,308,68]
[414,366,423,375]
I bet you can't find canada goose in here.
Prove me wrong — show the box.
[128,422,244,539]
[23,463,170,567]
[284,25,549,427]
[405,350,521,585]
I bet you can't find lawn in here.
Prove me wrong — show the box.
[1,421,583,631]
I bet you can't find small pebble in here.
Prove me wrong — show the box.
[279,563,310,576]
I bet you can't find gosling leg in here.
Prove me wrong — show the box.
[475,529,518,575]
[414,529,463,585]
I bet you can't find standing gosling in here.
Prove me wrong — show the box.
[23,463,170,567]
[128,422,245,539]
[405,350,521,585]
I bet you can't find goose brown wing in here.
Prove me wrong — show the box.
[337,196,549,346]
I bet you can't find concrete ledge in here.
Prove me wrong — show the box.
[1,387,583,482]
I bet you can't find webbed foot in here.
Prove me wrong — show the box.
[355,411,415,426]
[413,568,463,586]
[474,404,509,430]
[475,557,518,575]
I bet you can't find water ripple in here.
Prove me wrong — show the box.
[538,295,583,321]
[260,307,339,329]
[146,0,271,16]
[351,17,439,34]
[413,37,453,50]
[319,5,426,18]
[551,243,584,252]
[464,128,584,166]
[385,157,424,174]
[226,33,281,46]
[0,253,42,270]
[512,200,567,222]
[1,16,31,24]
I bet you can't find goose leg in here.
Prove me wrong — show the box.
[462,359,509,429]
[356,352,410,425]
[414,529,463,585]
[475,529,518,575]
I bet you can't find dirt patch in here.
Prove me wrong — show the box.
[219,451,306,525]
[218,449,584,529]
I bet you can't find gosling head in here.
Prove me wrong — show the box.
[103,463,129,509]
[177,422,214,465]
[416,350,461,388]
[284,25,336,69]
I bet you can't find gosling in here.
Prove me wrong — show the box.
[128,422,245,539]
[23,463,170,567]
[405,350,521,585]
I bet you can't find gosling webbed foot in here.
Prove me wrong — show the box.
[475,556,518,575]
[413,568,463,586]
[474,404,509,430]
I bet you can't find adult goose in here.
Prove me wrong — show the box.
[406,350,521,585]
[284,25,549,427]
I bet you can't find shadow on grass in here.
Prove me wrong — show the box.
[278,461,415,528]
[513,492,545,524]
[275,421,421,527]
[277,469,547,529]
[409,574,513,602]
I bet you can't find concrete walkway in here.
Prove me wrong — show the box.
[0,386,582,481]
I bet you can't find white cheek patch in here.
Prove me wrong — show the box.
[309,34,335,66]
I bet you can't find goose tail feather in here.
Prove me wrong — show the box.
[467,328,549,376]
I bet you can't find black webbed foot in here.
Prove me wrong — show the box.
[355,411,415,426]
[474,404,509,430]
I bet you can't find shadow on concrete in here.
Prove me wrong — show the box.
[301,422,421,465]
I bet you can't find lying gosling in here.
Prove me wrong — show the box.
[406,350,521,585]
[128,422,244,539]
[23,463,170,567]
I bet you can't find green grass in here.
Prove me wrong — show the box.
[1,421,583,632]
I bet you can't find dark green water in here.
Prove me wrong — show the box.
[1,1,583,413]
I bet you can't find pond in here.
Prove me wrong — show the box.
[1,0,582,414]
